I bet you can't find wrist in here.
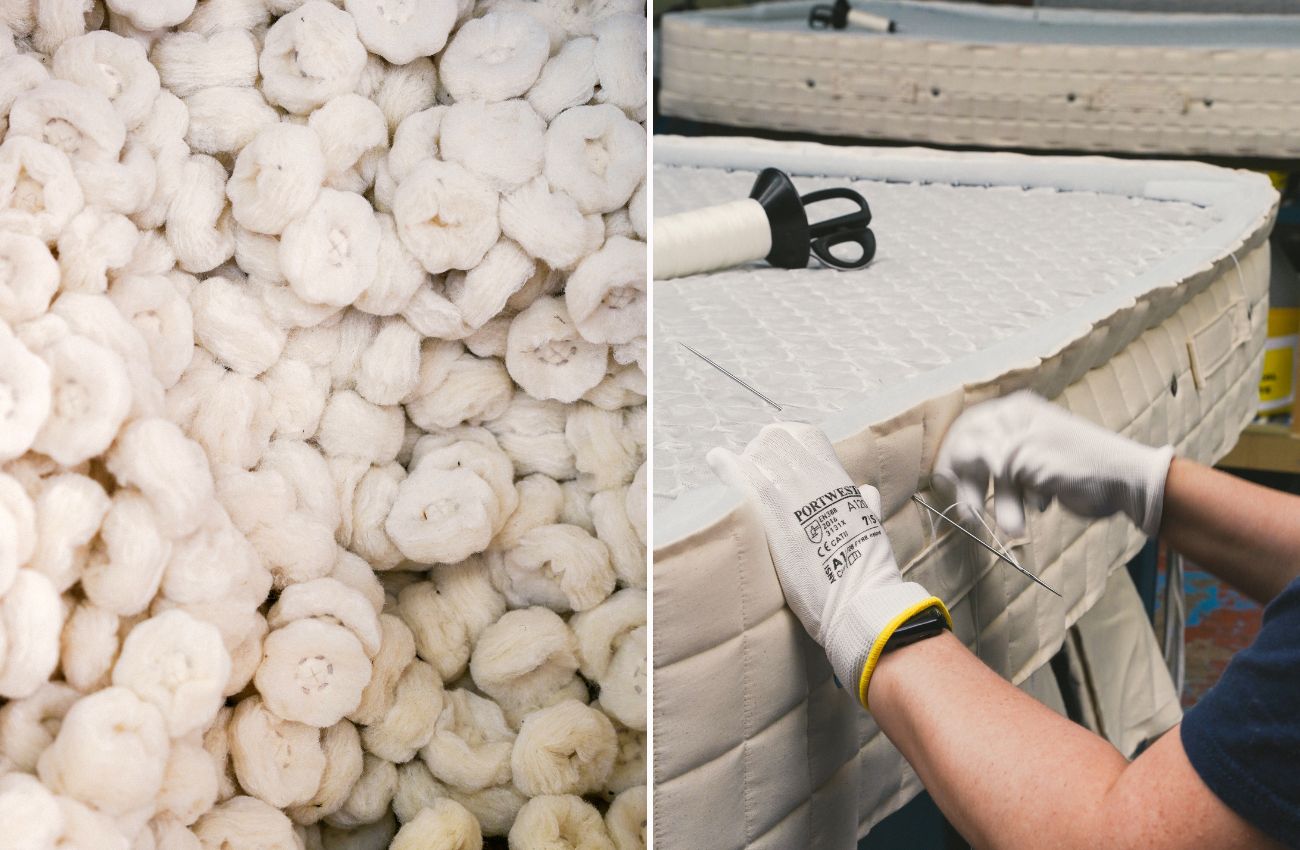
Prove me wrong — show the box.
[1131,443,1175,537]
[823,585,950,710]
[869,628,963,714]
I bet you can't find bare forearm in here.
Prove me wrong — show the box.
[1159,458,1300,603]
[869,631,1274,850]
[870,631,1127,850]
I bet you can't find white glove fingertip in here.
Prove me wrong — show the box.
[993,484,1026,538]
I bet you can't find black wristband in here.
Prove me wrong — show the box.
[882,605,949,653]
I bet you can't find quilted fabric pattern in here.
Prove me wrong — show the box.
[655,166,1223,500]
[652,138,1278,850]
[658,0,1300,158]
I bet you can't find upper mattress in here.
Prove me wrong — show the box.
[651,137,1277,849]
[657,0,1300,157]
[654,136,1277,544]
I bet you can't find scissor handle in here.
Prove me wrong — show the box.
[808,3,834,27]
[808,0,848,28]
[801,186,872,235]
[811,227,875,269]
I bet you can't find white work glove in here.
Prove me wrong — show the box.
[708,423,950,709]
[933,391,1176,539]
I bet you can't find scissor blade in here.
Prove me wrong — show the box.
[911,494,1062,598]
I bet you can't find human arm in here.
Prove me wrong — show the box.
[1159,458,1300,603]
[933,391,1300,604]
[869,630,1282,850]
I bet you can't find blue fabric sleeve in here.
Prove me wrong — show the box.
[1181,576,1300,849]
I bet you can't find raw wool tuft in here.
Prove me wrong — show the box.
[0,0,644,842]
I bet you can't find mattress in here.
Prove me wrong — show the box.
[657,0,1300,158]
[652,136,1278,849]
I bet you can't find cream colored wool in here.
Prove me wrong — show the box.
[494,474,564,550]
[327,753,397,830]
[226,123,326,236]
[80,490,171,616]
[191,275,286,375]
[565,236,645,346]
[259,1,368,115]
[404,340,514,431]
[543,104,644,215]
[229,696,327,809]
[508,795,615,850]
[166,154,235,273]
[59,602,118,692]
[445,240,536,331]
[511,699,617,797]
[469,607,581,726]
[309,94,387,184]
[281,188,379,308]
[37,686,170,815]
[0,681,78,772]
[0,230,57,323]
[506,296,609,404]
[358,658,443,764]
[350,613,416,727]
[528,37,597,123]
[193,796,301,850]
[9,79,126,165]
[440,100,544,193]
[391,799,483,850]
[396,560,506,681]
[439,11,548,103]
[485,395,577,480]
[0,136,83,243]
[500,176,602,272]
[288,718,364,826]
[152,29,260,98]
[489,523,615,614]
[592,14,646,120]
[0,569,62,699]
[0,0,646,842]
[393,158,499,275]
[420,688,515,793]
[605,786,646,850]
[183,86,279,156]
[52,31,160,130]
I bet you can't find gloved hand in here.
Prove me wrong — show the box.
[932,390,1176,539]
[708,422,950,709]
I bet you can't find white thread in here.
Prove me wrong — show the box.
[653,198,771,280]
[846,9,893,32]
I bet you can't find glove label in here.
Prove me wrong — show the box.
[794,485,882,583]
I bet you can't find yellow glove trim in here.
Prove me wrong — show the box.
[857,596,952,711]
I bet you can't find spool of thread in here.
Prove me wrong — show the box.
[653,168,876,281]
[809,0,896,32]
[654,199,772,280]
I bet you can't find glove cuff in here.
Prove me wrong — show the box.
[825,582,951,710]
[1137,444,1176,537]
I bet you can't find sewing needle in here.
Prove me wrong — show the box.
[679,343,783,411]
[911,494,1061,597]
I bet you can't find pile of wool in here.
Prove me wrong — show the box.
[0,1,646,848]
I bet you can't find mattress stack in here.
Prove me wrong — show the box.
[657,0,1300,158]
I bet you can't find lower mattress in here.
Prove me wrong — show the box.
[652,137,1277,848]
[658,0,1300,158]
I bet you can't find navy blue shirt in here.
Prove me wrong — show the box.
[1182,576,1300,849]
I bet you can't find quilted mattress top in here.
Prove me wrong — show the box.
[674,0,1300,48]
[652,137,1278,536]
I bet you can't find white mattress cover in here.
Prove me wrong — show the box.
[658,1,1300,157]
[655,136,1276,544]
[652,137,1277,849]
